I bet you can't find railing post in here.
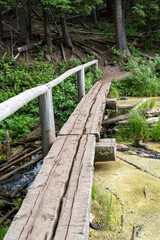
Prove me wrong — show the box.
[77,66,85,102]
[38,87,56,157]
[95,61,98,69]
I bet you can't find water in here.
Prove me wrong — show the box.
[0,157,43,195]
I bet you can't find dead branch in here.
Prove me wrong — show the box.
[31,8,42,20]
[0,146,42,174]
[2,21,20,35]
[73,41,101,60]
[51,12,67,62]
[106,187,124,227]
[132,98,147,110]
[102,109,149,126]
[140,52,155,60]
[117,104,136,110]
[5,130,10,158]
[117,156,160,180]
[0,154,43,182]
[78,18,91,31]
[69,30,115,36]
[73,39,104,54]
[4,147,33,165]
[143,186,147,198]
[0,208,17,226]
[131,226,136,240]
[17,40,43,53]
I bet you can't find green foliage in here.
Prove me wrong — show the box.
[41,0,102,15]
[137,99,155,110]
[0,228,8,240]
[106,191,112,225]
[110,55,160,97]
[151,120,160,141]
[128,111,149,141]
[0,54,102,142]
[92,185,97,200]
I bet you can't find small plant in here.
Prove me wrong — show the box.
[150,119,160,141]
[106,191,112,224]
[149,99,156,108]
[92,185,97,200]
[128,111,149,141]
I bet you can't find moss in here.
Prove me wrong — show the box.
[90,149,160,239]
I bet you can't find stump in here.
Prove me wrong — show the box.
[95,138,116,162]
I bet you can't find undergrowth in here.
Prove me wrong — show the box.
[109,46,160,98]
[0,51,103,142]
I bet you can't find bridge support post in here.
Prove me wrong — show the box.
[77,67,85,102]
[38,88,56,157]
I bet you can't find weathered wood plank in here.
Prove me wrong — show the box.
[95,138,116,162]
[85,80,111,138]
[54,135,96,240]
[59,81,103,135]
[4,135,80,240]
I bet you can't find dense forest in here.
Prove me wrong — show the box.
[0,1,160,238]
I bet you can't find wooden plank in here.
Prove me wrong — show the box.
[59,81,103,135]
[4,135,80,240]
[54,135,96,240]
[85,80,111,138]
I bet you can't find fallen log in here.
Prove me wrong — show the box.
[132,98,147,110]
[2,21,20,35]
[117,104,136,110]
[17,40,43,53]
[0,154,43,182]
[102,109,149,126]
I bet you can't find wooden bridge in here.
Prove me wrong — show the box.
[1,60,115,240]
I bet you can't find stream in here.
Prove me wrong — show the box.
[89,97,160,240]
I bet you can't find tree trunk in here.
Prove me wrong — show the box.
[61,16,73,50]
[27,0,32,37]
[115,0,131,59]
[92,7,98,24]
[43,8,52,46]
[0,8,3,48]
[19,0,29,44]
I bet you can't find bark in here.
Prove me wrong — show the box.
[27,0,32,37]
[19,0,29,44]
[0,8,3,49]
[115,0,131,58]
[92,7,98,24]
[43,8,52,46]
[61,16,73,50]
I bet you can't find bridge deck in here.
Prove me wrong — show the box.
[4,76,111,240]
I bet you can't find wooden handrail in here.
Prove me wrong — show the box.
[0,59,98,156]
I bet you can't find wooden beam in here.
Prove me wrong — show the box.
[95,138,116,162]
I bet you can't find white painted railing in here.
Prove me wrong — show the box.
[0,60,98,156]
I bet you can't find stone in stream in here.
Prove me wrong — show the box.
[95,138,116,162]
